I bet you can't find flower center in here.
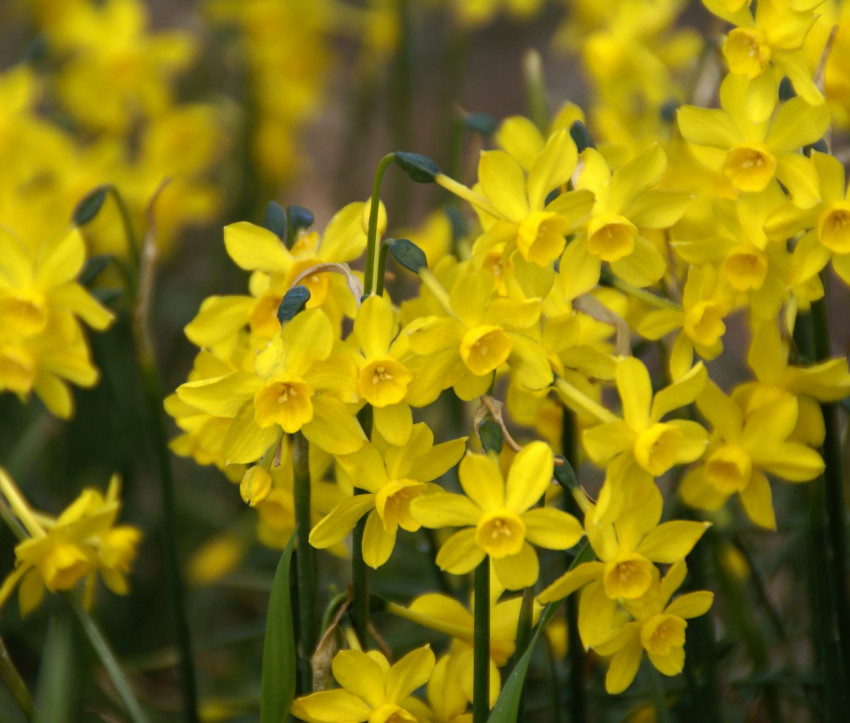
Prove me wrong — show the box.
[722,248,768,291]
[633,423,685,476]
[818,203,850,254]
[587,212,637,262]
[684,300,726,346]
[603,553,655,600]
[460,325,512,377]
[641,614,687,656]
[723,28,771,79]
[476,510,526,558]
[705,445,752,494]
[0,290,47,336]
[376,479,425,532]
[358,358,412,407]
[517,211,570,265]
[253,378,314,432]
[723,144,776,192]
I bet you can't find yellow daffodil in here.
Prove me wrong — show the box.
[291,645,435,723]
[177,307,364,460]
[538,476,709,648]
[412,442,583,590]
[559,144,691,299]
[309,424,466,568]
[681,381,824,528]
[594,560,713,693]
[0,469,141,616]
[677,73,829,206]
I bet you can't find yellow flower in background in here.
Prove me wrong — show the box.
[412,442,583,590]
[0,469,141,616]
[291,645,435,723]
[681,381,824,529]
[309,424,466,568]
[594,560,713,694]
[704,0,823,118]
[0,227,115,417]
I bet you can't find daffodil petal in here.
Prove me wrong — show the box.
[436,528,485,575]
[309,495,377,548]
[523,507,583,549]
[492,542,538,590]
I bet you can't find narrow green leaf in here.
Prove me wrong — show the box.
[486,543,595,723]
[35,614,73,723]
[261,533,297,723]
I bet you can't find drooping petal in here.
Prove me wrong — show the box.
[609,235,667,287]
[309,495,377,548]
[578,580,623,649]
[373,403,413,447]
[636,521,710,563]
[436,528,486,575]
[303,396,366,455]
[411,493,481,528]
[537,561,605,603]
[492,542,539,590]
[362,510,397,568]
[559,237,601,301]
[604,633,644,694]
[522,507,583,549]
[222,403,280,464]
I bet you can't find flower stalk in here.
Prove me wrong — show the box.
[473,559,490,723]
[292,430,316,692]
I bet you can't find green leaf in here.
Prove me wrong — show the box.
[389,239,427,274]
[73,186,109,226]
[261,533,297,723]
[35,614,73,723]
[486,542,594,723]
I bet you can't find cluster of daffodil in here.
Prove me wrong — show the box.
[0,468,141,616]
[166,1,850,718]
[1,0,222,260]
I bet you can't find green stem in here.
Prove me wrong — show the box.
[649,666,671,723]
[809,285,850,708]
[513,587,534,721]
[523,50,549,132]
[364,153,396,296]
[292,431,315,691]
[389,0,413,222]
[473,559,490,723]
[352,407,373,649]
[65,594,149,723]
[0,635,33,720]
[560,406,587,723]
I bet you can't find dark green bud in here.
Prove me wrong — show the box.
[569,120,595,153]
[394,152,440,183]
[277,286,311,323]
[287,205,315,235]
[79,254,111,286]
[479,419,504,454]
[262,201,287,241]
[73,185,109,226]
[553,456,579,491]
[464,112,498,137]
[389,238,428,274]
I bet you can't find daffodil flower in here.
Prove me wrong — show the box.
[704,0,822,118]
[0,469,141,616]
[559,144,692,299]
[291,645,435,723]
[678,73,829,206]
[681,380,824,528]
[177,307,364,460]
[581,357,708,487]
[349,294,416,445]
[594,560,713,694]
[309,424,467,568]
[411,442,583,590]
[538,476,709,648]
